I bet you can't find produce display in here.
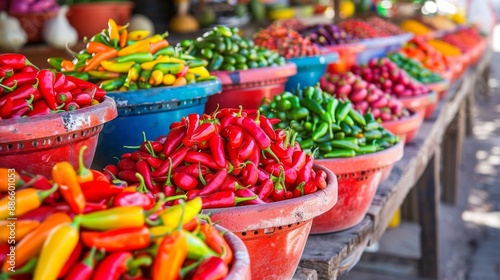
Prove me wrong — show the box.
[0,154,236,279]
[387,52,444,83]
[338,17,404,39]
[301,24,358,47]
[441,27,484,53]
[178,26,286,71]
[7,0,59,13]
[400,19,432,35]
[269,19,307,31]
[48,19,213,91]
[427,39,462,57]
[106,109,328,204]
[351,57,433,97]
[320,72,409,121]
[421,15,457,31]
[259,86,400,158]
[0,53,105,119]
[253,25,320,59]
[400,38,452,75]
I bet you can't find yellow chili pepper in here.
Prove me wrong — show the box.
[108,18,120,46]
[100,60,136,73]
[33,219,80,280]
[187,66,210,78]
[0,220,39,243]
[185,73,196,83]
[79,206,145,231]
[128,30,150,41]
[162,73,176,85]
[90,99,100,106]
[0,185,57,219]
[159,197,202,230]
[3,213,71,272]
[140,56,170,70]
[117,34,164,57]
[149,70,164,86]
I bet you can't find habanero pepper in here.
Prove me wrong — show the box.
[33,219,80,280]
[81,226,151,252]
[200,191,257,209]
[52,161,86,214]
[0,184,57,219]
[93,251,133,280]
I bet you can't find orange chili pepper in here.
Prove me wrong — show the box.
[152,230,188,280]
[52,161,86,214]
[84,48,118,72]
[3,212,71,271]
[0,168,24,192]
[86,41,113,54]
[0,185,57,219]
[199,223,233,265]
[0,220,39,243]
[150,39,169,54]
[119,29,128,48]
[172,76,187,86]
[61,60,75,72]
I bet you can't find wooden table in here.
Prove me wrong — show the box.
[294,49,492,280]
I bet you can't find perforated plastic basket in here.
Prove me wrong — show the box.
[203,164,338,280]
[0,97,117,178]
[357,33,414,65]
[93,80,221,168]
[311,141,404,234]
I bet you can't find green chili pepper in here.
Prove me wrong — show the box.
[348,108,367,126]
[312,87,324,104]
[88,71,121,80]
[364,130,382,140]
[289,96,301,109]
[340,122,352,135]
[301,98,326,116]
[324,149,356,158]
[358,144,378,154]
[100,77,126,91]
[138,70,152,89]
[290,107,309,121]
[312,122,329,141]
[47,57,64,69]
[326,98,339,123]
[351,124,363,136]
[207,53,224,71]
[342,137,358,144]
[187,59,208,68]
[304,122,313,131]
[185,231,217,260]
[64,71,89,81]
[334,131,345,140]
[117,52,154,63]
[289,120,304,132]
[330,140,360,151]
[180,39,194,48]
[201,48,213,59]
[153,46,175,58]
[318,142,333,153]
[364,112,376,124]
[343,115,354,127]
[299,138,314,149]
[196,76,217,82]
[303,87,315,99]
[314,134,334,143]
[90,33,112,46]
[364,122,380,131]
[277,99,292,111]
[152,62,184,75]
[335,102,352,124]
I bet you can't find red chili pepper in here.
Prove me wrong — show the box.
[59,242,83,278]
[191,256,229,280]
[0,244,10,267]
[22,65,38,73]
[174,164,209,178]
[18,204,73,221]
[296,155,314,184]
[265,163,297,184]
[258,114,276,141]
[0,97,13,119]
[235,189,265,205]
[173,172,198,191]
[83,202,108,214]
[136,160,156,193]
[11,95,34,111]
[291,150,307,172]
[2,71,37,87]
[270,166,286,201]
[220,125,243,149]
[303,180,318,195]
[145,156,162,169]
[104,164,119,177]
[0,53,37,69]
[176,65,189,78]
[53,72,66,91]
[0,66,14,79]
[81,180,122,203]
[64,101,80,111]
[113,191,155,209]
[184,151,219,170]
[118,170,140,182]
[257,178,274,200]
[314,171,327,189]
[0,79,38,107]
[162,127,186,158]
[186,113,200,137]
[208,133,227,168]
[199,168,228,195]
[56,91,72,104]
[27,100,63,117]
[292,182,305,198]
[201,191,257,209]
[151,146,188,178]
[241,162,258,186]
[186,189,201,200]
[73,92,93,106]
[91,169,110,183]
[118,158,137,171]
[65,247,97,280]
[139,140,163,154]
[8,106,30,119]
[82,226,151,252]
[62,79,76,91]
[37,69,58,110]
[93,251,133,280]
[237,130,256,160]
[219,175,245,192]
[183,122,216,147]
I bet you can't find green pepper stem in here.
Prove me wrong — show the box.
[83,247,97,268]
[198,161,206,186]
[265,147,281,163]
[0,80,17,92]
[127,255,152,276]
[161,194,187,203]
[77,145,92,178]
[135,173,148,194]
[179,259,204,278]
[235,195,258,205]
[38,183,58,202]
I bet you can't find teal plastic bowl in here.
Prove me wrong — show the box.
[93,80,222,168]
[285,52,338,92]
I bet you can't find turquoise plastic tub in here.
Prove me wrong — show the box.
[285,52,338,92]
[93,80,222,168]
[357,33,413,65]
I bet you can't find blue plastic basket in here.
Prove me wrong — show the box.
[285,52,338,92]
[357,33,414,65]
[92,79,222,168]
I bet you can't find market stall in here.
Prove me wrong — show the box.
[0,0,492,279]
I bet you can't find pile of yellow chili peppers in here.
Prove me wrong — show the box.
[48,19,214,92]
[0,147,235,280]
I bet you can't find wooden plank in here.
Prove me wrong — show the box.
[293,267,319,280]
[299,217,373,280]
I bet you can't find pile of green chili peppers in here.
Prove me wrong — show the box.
[259,86,400,158]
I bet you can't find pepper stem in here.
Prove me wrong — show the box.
[127,255,152,277]
[77,145,93,181]
[290,131,298,148]
[0,80,17,92]
[198,162,206,186]
[264,147,281,163]
[83,247,97,268]
[135,173,148,194]
[235,195,258,205]
[37,183,58,202]
[6,257,37,275]
[162,194,188,203]
[196,214,212,225]
[179,259,204,278]
[24,58,39,70]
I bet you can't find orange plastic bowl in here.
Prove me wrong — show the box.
[202,164,338,280]
[311,141,404,233]
[0,97,117,178]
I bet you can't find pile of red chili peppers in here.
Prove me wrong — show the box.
[106,108,328,208]
[0,53,106,120]
[0,149,234,280]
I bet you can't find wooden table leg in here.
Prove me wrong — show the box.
[441,101,466,205]
[416,151,440,279]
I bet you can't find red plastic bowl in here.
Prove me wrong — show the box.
[204,63,297,113]
[399,91,437,120]
[215,224,251,279]
[0,97,117,178]
[381,110,424,143]
[322,43,365,74]
[311,141,404,234]
[202,164,338,280]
